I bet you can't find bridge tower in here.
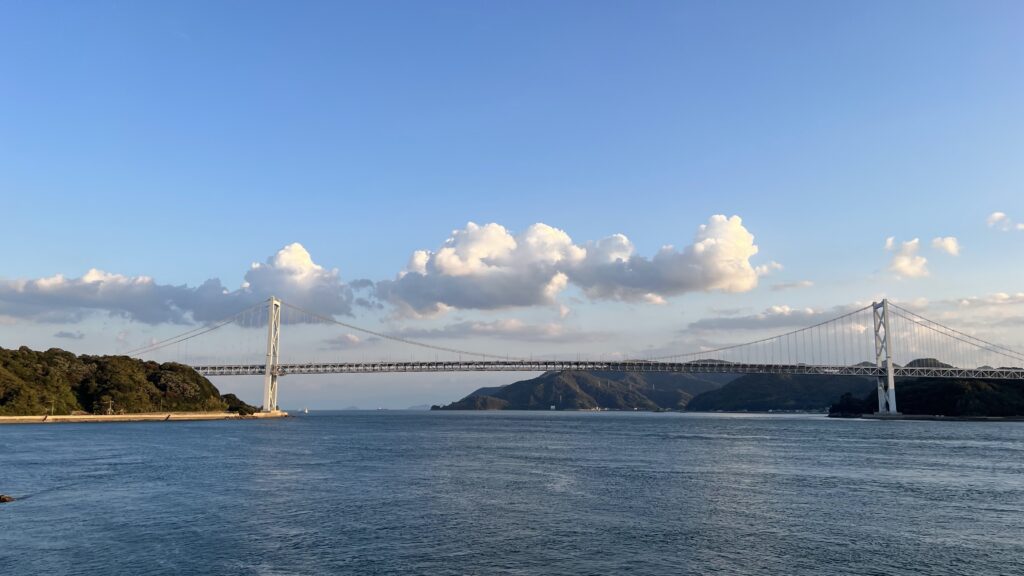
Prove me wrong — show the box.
[262,296,282,412]
[872,299,898,415]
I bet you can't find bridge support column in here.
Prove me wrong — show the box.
[262,296,281,412]
[873,299,898,415]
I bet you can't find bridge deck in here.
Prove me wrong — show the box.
[191,361,1024,380]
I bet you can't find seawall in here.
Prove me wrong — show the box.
[0,411,288,425]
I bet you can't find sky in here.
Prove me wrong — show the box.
[1,1,1022,408]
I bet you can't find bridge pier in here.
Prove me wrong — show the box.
[873,299,898,415]
[262,296,281,412]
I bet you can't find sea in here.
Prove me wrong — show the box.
[1,411,1022,575]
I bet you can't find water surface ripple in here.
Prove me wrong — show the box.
[2,412,1022,575]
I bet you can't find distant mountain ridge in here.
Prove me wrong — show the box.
[686,373,875,412]
[434,369,911,413]
[433,360,1024,417]
[434,370,730,411]
[830,377,1024,417]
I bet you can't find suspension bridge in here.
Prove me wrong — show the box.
[125,298,1024,417]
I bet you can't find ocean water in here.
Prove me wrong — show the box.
[1,411,1022,575]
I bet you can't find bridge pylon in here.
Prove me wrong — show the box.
[872,299,898,415]
[262,296,282,412]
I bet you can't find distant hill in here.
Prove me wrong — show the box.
[462,385,507,398]
[0,346,255,415]
[903,358,954,369]
[435,370,875,412]
[830,377,1024,417]
[432,362,1024,415]
[686,373,876,412]
[434,370,730,411]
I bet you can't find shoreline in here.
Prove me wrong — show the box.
[0,411,288,425]
[859,413,1024,422]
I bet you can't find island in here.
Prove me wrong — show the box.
[434,362,1024,417]
[431,370,872,412]
[0,346,265,422]
[829,376,1024,418]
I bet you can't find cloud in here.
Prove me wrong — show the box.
[688,304,827,331]
[708,306,752,317]
[770,280,814,291]
[322,333,365,350]
[885,237,928,278]
[755,261,783,276]
[1,218,772,326]
[53,330,85,340]
[987,211,1010,230]
[374,222,584,316]
[377,215,768,314]
[241,243,353,317]
[930,236,960,256]
[686,303,872,332]
[984,292,1024,306]
[0,243,353,325]
[949,292,1024,308]
[570,215,763,301]
[987,211,1024,232]
[390,319,608,343]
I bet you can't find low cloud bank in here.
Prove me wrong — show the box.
[1,215,774,326]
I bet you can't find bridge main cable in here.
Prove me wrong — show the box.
[123,301,267,357]
[644,303,875,362]
[280,302,523,361]
[886,302,1024,363]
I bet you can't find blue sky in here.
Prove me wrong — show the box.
[1,1,1022,407]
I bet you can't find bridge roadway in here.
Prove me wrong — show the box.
[192,360,1024,380]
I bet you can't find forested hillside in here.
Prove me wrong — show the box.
[0,346,252,415]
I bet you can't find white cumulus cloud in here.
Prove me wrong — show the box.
[242,243,353,317]
[987,211,1010,229]
[377,215,769,314]
[885,237,929,278]
[376,222,585,316]
[930,236,960,256]
[755,261,784,276]
[986,211,1024,232]
[567,215,763,301]
[0,243,355,324]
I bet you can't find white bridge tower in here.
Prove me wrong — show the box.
[873,299,898,415]
[262,296,282,412]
